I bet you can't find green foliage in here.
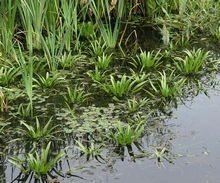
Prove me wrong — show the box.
[34,71,65,89]
[149,147,175,166]
[149,71,185,98]
[101,75,147,98]
[75,141,103,159]
[0,123,9,141]
[18,0,47,51]
[8,142,65,179]
[87,66,106,82]
[59,52,84,69]
[12,46,34,117]
[125,96,149,113]
[175,48,210,75]
[0,66,20,86]
[59,0,81,51]
[62,86,88,104]
[80,21,96,39]
[89,0,124,48]
[88,39,108,57]
[94,53,112,70]
[215,26,220,39]
[131,50,162,72]
[40,25,64,71]
[19,117,60,141]
[18,103,32,118]
[0,0,19,55]
[108,121,144,146]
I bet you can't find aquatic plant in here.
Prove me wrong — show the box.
[18,0,47,51]
[215,26,220,39]
[149,146,175,166]
[58,0,83,51]
[8,142,65,179]
[40,25,64,71]
[131,50,162,72]
[174,33,191,47]
[80,21,96,39]
[149,71,185,98]
[0,0,19,55]
[59,52,84,69]
[94,53,112,70]
[125,96,149,113]
[87,66,107,82]
[18,117,61,141]
[18,103,32,118]
[62,86,88,104]
[34,71,65,89]
[75,141,103,160]
[175,48,210,75]
[108,121,144,146]
[12,46,34,117]
[88,39,108,57]
[89,0,124,48]
[0,66,20,86]
[101,75,147,99]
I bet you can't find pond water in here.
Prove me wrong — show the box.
[3,72,220,183]
[48,92,219,183]
[2,38,220,183]
[60,91,219,183]
[111,93,220,183]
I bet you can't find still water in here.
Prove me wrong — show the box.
[59,91,220,182]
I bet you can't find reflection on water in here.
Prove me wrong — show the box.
[63,92,220,183]
[2,55,220,183]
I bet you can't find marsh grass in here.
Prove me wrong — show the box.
[175,48,210,75]
[12,46,34,117]
[75,141,103,160]
[131,50,162,72]
[87,66,107,82]
[1,0,220,180]
[94,53,112,70]
[62,86,89,104]
[0,0,19,55]
[8,142,65,179]
[89,0,124,48]
[18,117,61,141]
[0,66,20,86]
[101,75,147,99]
[59,0,81,51]
[215,26,220,39]
[40,25,64,71]
[149,71,185,98]
[88,39,108,56]
[19,0,47,50]
[125,96,149,113]
[149,146,175,166]
[108,121,144,146]
[59,52,83,69]
[18,103,32,118]
[34,71,65,89]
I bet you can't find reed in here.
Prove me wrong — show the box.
[40,23,64,71]
[89,0,124,48]
[18,0,49,51]
[59,0,78,51]
[0,0,19,55]
[12,46,33,117]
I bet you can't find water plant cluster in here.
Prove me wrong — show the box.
[0,0,220,182]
